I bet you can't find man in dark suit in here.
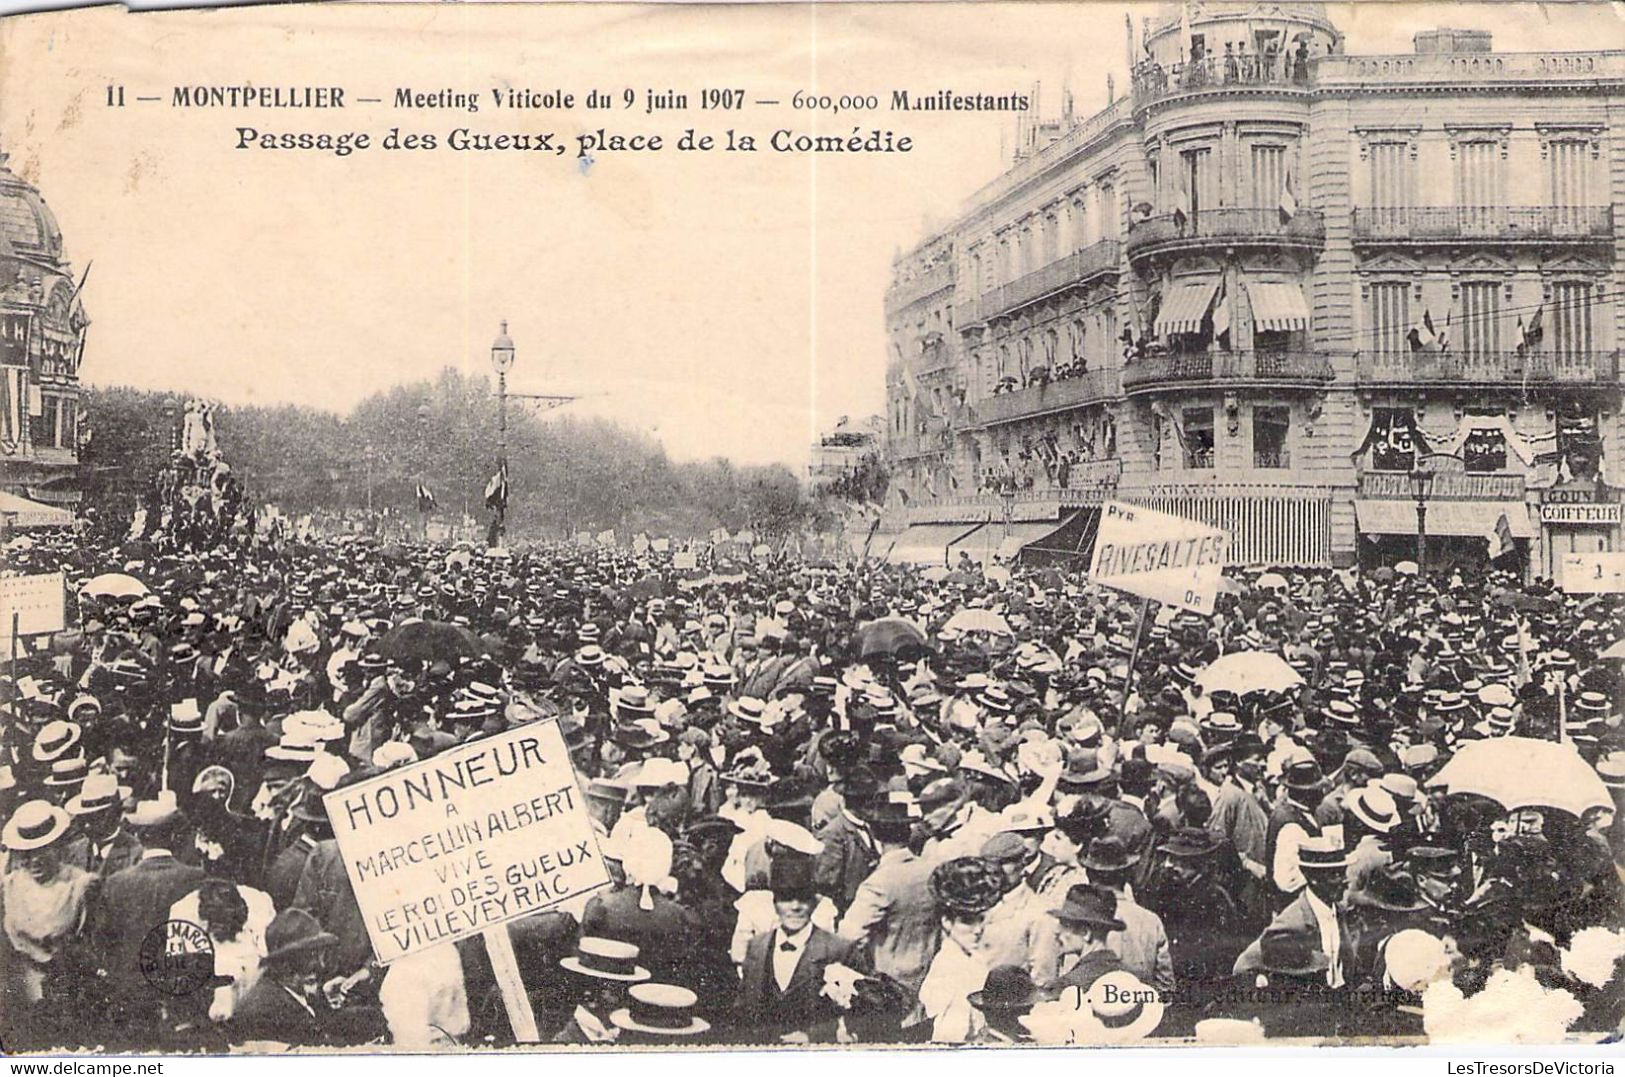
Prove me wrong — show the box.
[1234,837,1350,989]
[738,854,868,1042]
[62,773,143,877]
[814,769,880,909]
[92,800,206,1029]
[230,908,384,1046]
[1045,884,1127,995]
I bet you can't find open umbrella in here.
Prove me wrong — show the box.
[1394,560,1420,576]
[944,609,1014,636]
[79,573,149,600]
[1600,639,1625,661]
[921,566,951,583]
[375,620,490,663]
[1256,572,1288,591]
[854,617,930,659]
[1370,566,1396,583]
[445,549,474,571]
[1426,736,1611,817]
[1196,652,1304,696]
[1493,591,1556,614]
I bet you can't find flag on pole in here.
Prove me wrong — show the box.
[1172,166,1191,231]
[1517,303,1544,354]
[1210,283,1232,349]
[1488,511,1516,560]
[1407,309,1436,353]
[1278,165,1298,223]
[415,482,436,514]
[484,461,508,511]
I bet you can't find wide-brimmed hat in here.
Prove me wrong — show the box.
[42,756,88,789]
[1347,784,1401,833]
[1049,884,1126,932]
[727,696,770,725]
[560,936,650,982]
[3,800,71,851]
[929,856,1005,917]
[1080,835,1140,874]
[968,964,1042,1014]
[262,908,339,965]
[1282,758,1325,793]
[1255,924,1329,976]
[609,983,710,1037]
[1298,837,1349,872]
[67,772,129,816]
[1159,826,1223,858]
[1071,969,1166,1044]
[613,685,656,716]
[31,720,81,764]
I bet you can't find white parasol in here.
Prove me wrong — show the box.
[1425,736,1611,817]
[1196,651,1305,696]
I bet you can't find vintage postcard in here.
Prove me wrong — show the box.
[0,0,1621,1056]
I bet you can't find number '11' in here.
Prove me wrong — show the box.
[107,85,125,107]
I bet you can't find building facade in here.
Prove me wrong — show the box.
[880,1,1623,577]
[0,143,88,510]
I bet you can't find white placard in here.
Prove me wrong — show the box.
[0,571,65,654]
[323,719,610,965]
[1088,501,1229,615]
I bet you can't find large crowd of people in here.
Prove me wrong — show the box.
[2,521,1622,1050]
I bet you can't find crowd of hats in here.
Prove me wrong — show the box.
[1,521,1623,1047]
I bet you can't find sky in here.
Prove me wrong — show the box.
[1,2,1615,469]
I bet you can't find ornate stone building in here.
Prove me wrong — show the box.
[880,1,1622,576]
[0,143,88,511]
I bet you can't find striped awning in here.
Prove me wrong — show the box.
[1248,282,1311,333]
[1355,500,1536,539]
[1122,491,1332,567]
[1155,280,1219,336]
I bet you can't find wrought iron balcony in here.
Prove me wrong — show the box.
[960,240,1121,326]
[1132,54,1312,109]
[1355,350,1618,386]
[1352,206,1612,244]
[1122,350,1334,393]
[1125,208,1324,262]
[975,368,1122,425]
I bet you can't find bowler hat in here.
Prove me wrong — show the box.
[262,908,339,965]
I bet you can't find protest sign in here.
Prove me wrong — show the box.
[1088,501,1229,615]
[323,719,610,966]
[1,572,65,658]
[673,550,698,570]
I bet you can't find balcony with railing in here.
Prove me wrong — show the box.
[1352,206,1613,245]
[1132,53,1312,110]
[885,262,955,314]
[1316,50,1625,90]
[961,240,1121,327]
[1356,350,1618,386]
[1122,350,1335,394]
[1125,208,1324,262]
[976,368,1122,425]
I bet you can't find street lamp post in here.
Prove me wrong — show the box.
[363,444,375,515]
[490,321,515,545]
[1408,458,1436,576]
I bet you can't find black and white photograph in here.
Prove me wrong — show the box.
[0,0,1622,1057]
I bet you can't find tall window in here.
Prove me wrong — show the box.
[1462,417,1507,474]
[1071,319,1086,364]
[1253,406,1291,469]
[1550,141,1590,234]
[1459,281,1502,359]
[33,393,58,449]
[1369,143,1411,206]
[1098,183,1116,239]
[1181,147,1216,218]
[1370,282,1411,357]
[1552,282,1594,361]
[1182,407,1216,469]
[1454,140,1503,232]
[1250,144,1286,210]
[1043,212,1059,265]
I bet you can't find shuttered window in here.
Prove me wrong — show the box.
[1455,140,1502,233]
[1550,140,1590,234]
[1370,282,1410,358]
[1250,144,1286,210]
[1552,282,1594,361]
[1369,142,1411,231]
[1459,281,1502,360]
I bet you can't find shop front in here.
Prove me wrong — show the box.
[1538,481,1620,580]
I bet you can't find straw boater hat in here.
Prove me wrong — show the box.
[3,800,71,852]
[609,983,710,1037]
[67,772,130,817]
[560,937,651,982]
[31,720,81,764]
